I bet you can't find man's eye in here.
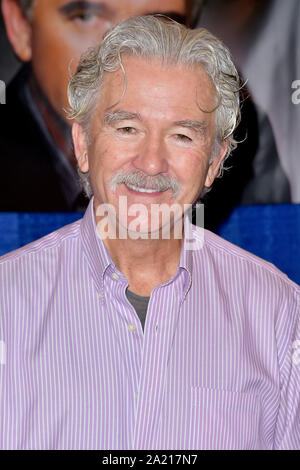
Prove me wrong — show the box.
[118,127,136,134]
[71,12,96,22]
[176,134,192,142]
[76,13,93,21]
[67,8,104,24]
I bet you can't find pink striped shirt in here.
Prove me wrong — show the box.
[0,199,299,449]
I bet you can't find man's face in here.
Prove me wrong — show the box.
[73,56,227,236]
[29,0,186,120]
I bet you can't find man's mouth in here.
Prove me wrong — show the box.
[125,183,166,194]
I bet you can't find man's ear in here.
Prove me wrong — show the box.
[2,0,32,62]
[72,122,89,173]
[204,141,229,188]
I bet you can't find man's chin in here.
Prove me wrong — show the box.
[117,216,184,241]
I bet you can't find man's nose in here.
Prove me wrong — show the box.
[132,134,169,175]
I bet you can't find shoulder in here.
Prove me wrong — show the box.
[0,70,49,167]
[192,225,299,295]
[0,66,50,158]
[0,219,82,269]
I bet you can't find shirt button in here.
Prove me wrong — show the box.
[135,392,138,399]
[98,291,103,299]
[111,273,119,280]
[128,324,136,332]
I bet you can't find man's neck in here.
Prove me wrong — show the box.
[103,229,183,297]
[29,74,76,169]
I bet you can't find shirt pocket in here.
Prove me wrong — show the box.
[189,387,261,449]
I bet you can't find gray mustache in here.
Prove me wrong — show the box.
[109,171,181,196]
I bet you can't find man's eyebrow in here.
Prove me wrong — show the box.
[174,120,208,134]
[59,1,108,16]
[103,110,142,125]
[103,112,208,132]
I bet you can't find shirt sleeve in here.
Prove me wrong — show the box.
[273,283,300,449]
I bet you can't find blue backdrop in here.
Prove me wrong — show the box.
[0,204,299,285]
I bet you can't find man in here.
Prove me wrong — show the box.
[200,0,299,203]
[0,0,202,211]
[192,0,297,233]
[0,16,299,450]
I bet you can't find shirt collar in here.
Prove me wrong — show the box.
[80,198,195,295]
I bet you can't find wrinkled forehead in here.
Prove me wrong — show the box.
[102,54,216,94]
[98,56,217,120]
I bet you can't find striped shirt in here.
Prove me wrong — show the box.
[0,199,299,450]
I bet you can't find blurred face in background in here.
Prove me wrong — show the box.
[10,0,187,121]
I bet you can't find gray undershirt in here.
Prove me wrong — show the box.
[126,289,150,332]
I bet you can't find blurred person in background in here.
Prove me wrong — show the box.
[0,0,203,211]
[199,0,299,228]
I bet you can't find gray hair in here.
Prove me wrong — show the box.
[68,15,241,197]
